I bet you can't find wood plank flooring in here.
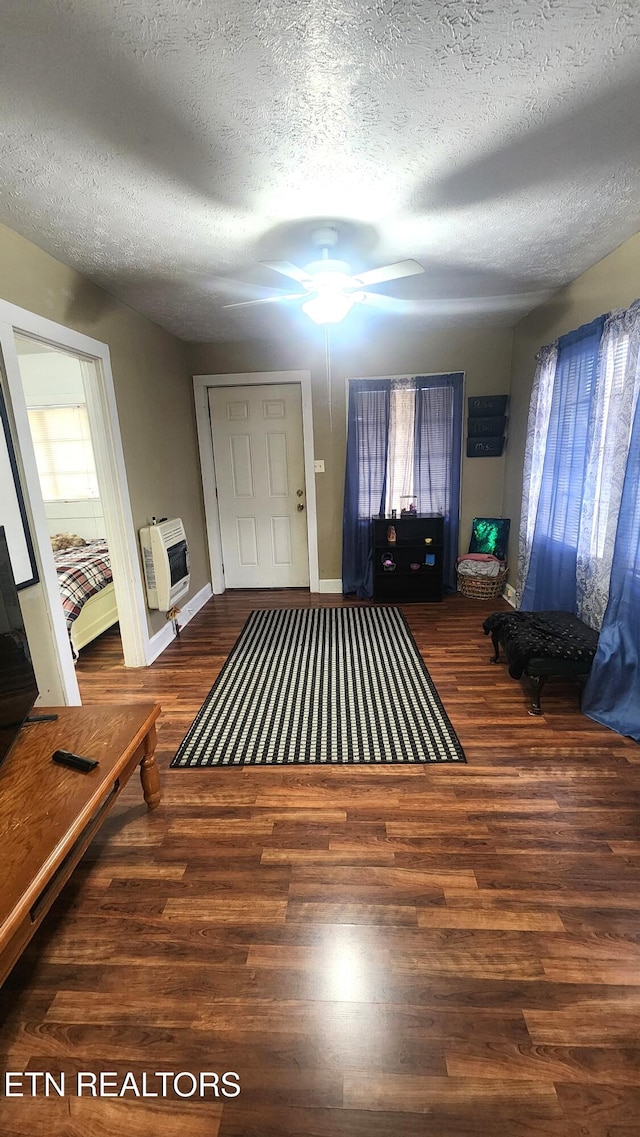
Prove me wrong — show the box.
[1,591,639,1136]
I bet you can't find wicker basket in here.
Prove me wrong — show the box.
[457,565,508,600]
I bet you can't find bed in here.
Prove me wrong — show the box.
[51,538,119,655]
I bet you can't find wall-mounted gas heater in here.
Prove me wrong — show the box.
[139,518,190,611]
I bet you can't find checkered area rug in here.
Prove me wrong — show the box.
[170,606,466,767]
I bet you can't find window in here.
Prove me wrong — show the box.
[519,308,640,625]
[27,405,99,501]
[588,330,632,559]
[519,315,606,613]
[385,384,416,515]
[383,382,460,517]
[343,374,463,597]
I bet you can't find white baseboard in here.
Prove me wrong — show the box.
[318,578,343,594]
[503,582,516,607]
[145,621,174,664]
[145,582,213,664]
[177,581,213,629]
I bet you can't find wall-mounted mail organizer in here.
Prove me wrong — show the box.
[466,395,508,457]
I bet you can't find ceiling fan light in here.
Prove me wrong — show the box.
[301,292,355,325]
[307,268,352,290]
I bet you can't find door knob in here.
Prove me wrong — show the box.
[297,503,305,512]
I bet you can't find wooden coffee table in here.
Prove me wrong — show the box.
[0,703,161,986]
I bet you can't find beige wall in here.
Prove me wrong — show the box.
[189,323,513,582]
[0,223,209,639]
[504,232,640,574]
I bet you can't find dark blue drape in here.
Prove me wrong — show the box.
[414,374,463,592]
[342,380,390,598]
[582,394,640,740]
[521,316,606,611]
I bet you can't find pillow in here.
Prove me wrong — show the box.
[468,517,510,562]
[51,533,87,552]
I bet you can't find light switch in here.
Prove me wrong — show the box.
[314,460,325,473]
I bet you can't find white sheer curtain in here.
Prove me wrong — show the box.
[385,381,415,515]
[516,343,558,605]
[577,300,640,628]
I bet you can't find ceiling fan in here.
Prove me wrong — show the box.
[222,226,424,325]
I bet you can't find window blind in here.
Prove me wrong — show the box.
[27,405,99,501]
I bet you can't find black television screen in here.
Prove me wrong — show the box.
[0,526,39,768]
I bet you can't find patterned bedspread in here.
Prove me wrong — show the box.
[54,540,113,631]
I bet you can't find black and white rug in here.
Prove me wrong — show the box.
[171,606,466,767]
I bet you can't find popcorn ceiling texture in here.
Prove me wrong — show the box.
[1,0,639,341]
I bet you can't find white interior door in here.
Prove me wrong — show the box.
[209,383,310,588]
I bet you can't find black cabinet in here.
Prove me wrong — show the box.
[372,514,444,602]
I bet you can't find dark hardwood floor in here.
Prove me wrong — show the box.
[1,591,639,1136]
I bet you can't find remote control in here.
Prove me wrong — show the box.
[51,749,99,772]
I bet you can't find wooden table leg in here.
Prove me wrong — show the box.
[139,725,162,810]
[528,673,546,716]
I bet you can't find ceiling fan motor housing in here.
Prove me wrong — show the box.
[303,258,352,281]
[310,225,340,250]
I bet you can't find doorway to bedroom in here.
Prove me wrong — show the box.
[13,335,121,667]
[0,297,150,707]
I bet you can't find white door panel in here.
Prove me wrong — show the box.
[236,516,259,565]
[266,433,289,496]
[229,434,254,497]
[209,384,309,588]
[271,516,292,564]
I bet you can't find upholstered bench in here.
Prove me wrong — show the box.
[482,610,599,715]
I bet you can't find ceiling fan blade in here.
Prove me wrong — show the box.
[350,259,424,288]
[222,291,307,310]
[353,291,417,313]
[261,260,313,285]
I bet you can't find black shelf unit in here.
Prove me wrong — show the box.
[372,514,444,602]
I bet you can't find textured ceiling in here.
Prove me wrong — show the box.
[1,0,639,342]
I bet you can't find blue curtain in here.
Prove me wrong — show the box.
[521,315,606,611]
[342,381,390,598]
[582,394,640,740]
[414,374,463,591]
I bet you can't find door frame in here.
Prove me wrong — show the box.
[0,300,151,703]
[193,370,319,594]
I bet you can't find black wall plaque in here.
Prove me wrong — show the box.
[467,395,508,417]
[467,436,505,458]
[466,395,508,455]
[467,415,507,438]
